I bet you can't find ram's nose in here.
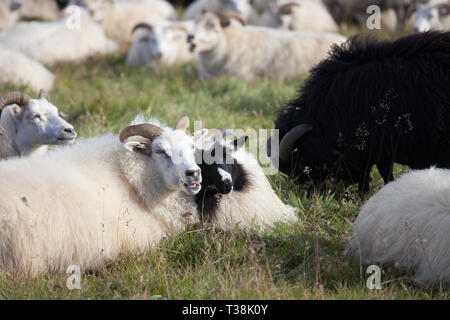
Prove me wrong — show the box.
[60,126,77,140]
[187,33,194,43]
[185,169,201,178]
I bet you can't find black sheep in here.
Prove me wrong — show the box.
[268,31,450,192]
[195,135,249,223]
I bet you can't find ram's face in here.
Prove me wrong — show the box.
[6,98,76,150]
[189,14,222,53]
[152,130,202,195]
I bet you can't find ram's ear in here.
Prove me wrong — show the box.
[231,135,248,151]
[122,136,152,155]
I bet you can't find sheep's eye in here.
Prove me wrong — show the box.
[156,150,169,158]
[439,6,449,16]
[33,114,42,121]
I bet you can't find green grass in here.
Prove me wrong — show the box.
[0,53,447,300]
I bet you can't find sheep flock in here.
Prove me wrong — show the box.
[0,0,449,298]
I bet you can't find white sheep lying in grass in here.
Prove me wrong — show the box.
[188,11,346,81]
[0,7,117,66]
[85,0,178,44]
[346,167,450,287]
[414,0,450,32]
[0,0,21,30]
[126,20,197,68]
[0,45,54,93]
[0,116,203,277]
[259,0,339,33]
[0,90,76,159]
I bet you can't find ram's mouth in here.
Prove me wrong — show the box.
[183,182,201,194]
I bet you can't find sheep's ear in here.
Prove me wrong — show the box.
[122,137,152,155]
[231,136,248,151]
[8,105,24,121]
[38,89,50,101]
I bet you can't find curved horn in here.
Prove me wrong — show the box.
[0,92,32,111]
[38,89,50,101]
[217,10,247,27]
[0,92,32,136]
[279,124,312,162]
[278,2,300,15]
[119,123,163,143]
[174,116,190,132]
[132,22,153,34]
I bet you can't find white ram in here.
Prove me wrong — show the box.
[0,91,76,159]
[0,116,203,277]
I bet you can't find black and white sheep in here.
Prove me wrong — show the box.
[267,31,450,192]
[194,130,297,229]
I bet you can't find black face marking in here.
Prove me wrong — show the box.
[194,142,249,223]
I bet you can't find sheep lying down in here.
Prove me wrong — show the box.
[346,167,450,287]
[0,117,296,277]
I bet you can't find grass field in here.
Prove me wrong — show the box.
[0,51,448,300]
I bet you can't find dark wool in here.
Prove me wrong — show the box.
[274,31,450,191]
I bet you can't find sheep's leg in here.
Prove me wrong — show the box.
[377,161,394,184]
[358,168,371,193]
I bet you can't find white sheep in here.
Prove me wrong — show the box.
[0,0,21,30]
[414,0,450,32]
[0,116,204,277]
[188,11,346,81]
[346,167,450,287]
[126,20,197,68]
[258,0,339,33]
[0,7,118,66]
[18,0,62,21]
[0,45,54,93]
[183,0,259,24]
[0,90,76,159]
[84,0,178,44]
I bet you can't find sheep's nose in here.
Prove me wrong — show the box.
[62,127,77,139]
[185,169,201,177]
[187,34,194,43]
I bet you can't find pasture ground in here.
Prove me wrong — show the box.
[0,49,448,300]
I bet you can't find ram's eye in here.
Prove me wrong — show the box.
[33,115,42,121]
[156,150,169,158]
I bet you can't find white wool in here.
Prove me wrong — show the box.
[259,0,339,33]
[0,45,54,92]
[0,0,20,30]
[88,0,178,44]
[0,132,199,277]
[346,167,450,286]
[192,14,346,81]
[0,9,117,66]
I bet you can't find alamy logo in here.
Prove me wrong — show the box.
[66,265,81,290]
[366,265,382,289]
[366,5,381,30]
